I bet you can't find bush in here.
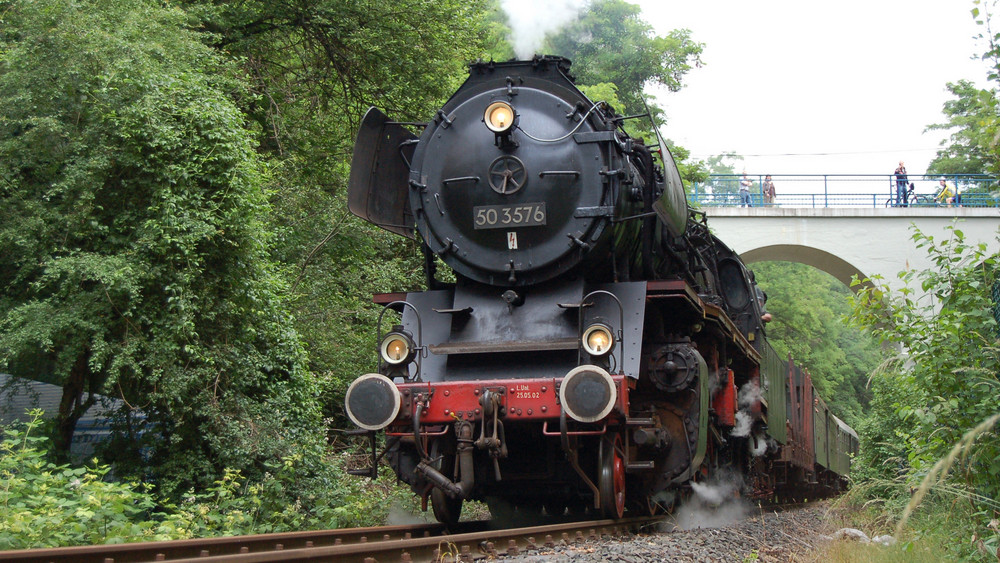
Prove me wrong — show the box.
[0,411,164,548]
[0,411,425,549]
[845,225,1000,561]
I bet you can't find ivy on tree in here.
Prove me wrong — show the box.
[0,0,315,495]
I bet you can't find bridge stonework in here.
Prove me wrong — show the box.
[703,208,1000,291]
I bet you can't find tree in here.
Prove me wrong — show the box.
[925,80,996,176]
[174,1,499,402]
[542,0,705,187]
[925,1,1000,179]
[753,262,878,425]
[689,153,745,201]
[0,0,315,493]
[669,143,710,187]
[544,0,704,116]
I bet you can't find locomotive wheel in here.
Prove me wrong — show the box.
[429,439,463,526]
[599,434,626,518]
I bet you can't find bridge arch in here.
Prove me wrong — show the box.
[739,244,866,289]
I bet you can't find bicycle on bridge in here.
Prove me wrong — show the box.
[884,183,934,208]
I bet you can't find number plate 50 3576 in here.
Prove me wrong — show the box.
[473,203,546,229]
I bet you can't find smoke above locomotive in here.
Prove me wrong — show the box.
[345,56,857,525]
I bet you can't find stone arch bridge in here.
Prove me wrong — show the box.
[703,207,1000,292]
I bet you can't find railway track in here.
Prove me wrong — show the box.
[0,516,662,563]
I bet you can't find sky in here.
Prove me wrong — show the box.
[635,0,991,177]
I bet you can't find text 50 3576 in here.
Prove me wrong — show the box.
[473,203,546,229]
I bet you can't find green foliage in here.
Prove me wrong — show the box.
[0,411,421,548]
[833,478,1000,561]
[176,0,498,406]
[848,369,913,485]
[0,0,315,495]
[895,413,1000,540]
[849,226,999,481]
[926,2,1000,181]
[544,0,703,116]
[925,80,995,176]
[973,0,1000,84]
[703,153,746,176]
[481,0,517,61]
[669,143,710,187]
[161,452,411,536]
[0,411,163,548]
[541,0,707,186]
[847,225,1000,557]
[753,262,879,425]
[185,0,495,124]
[692,153,747,197]
[844,7,1000,552]
[281,204,426,430]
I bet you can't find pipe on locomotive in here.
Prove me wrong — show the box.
[414,420,475,499]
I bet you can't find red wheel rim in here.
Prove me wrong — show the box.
[612,446,626,516]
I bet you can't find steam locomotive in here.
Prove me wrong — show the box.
[344,56,857,524]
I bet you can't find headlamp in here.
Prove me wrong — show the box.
[380,331,415,365]
[582,323,615,357]
[484,101,516,133]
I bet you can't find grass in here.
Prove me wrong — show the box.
[811,540,954,563]
[802,413,1000,562]
[801,478,1000,562]
[895,413,1000,537]
[803,502,994,562]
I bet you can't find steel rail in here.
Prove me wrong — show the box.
[0,516,663,563]
[167,516,660,563]
[0,521,451,563]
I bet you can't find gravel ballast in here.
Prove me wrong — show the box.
[497,501,837,562]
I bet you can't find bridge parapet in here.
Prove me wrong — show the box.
[691,174,999,208]
[703,207,1000,219]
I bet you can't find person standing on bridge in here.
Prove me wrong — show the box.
[763,175,776,206]
[894,161,909,207]
[739,172,753,207]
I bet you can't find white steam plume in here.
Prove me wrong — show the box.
[384,501,428,525]
[690,480,734,506]
[730,381,762,438]
[675,471,750,530]
[737,381,761,409]
[500,0,589,60]
[731,410,752,438]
